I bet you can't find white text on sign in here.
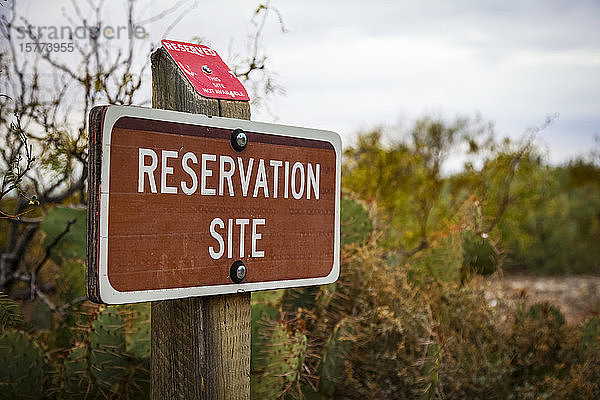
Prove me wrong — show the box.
[162,41,217,56]
[137,149,320,200]
[137,148,322,260]
[208,218,265,260]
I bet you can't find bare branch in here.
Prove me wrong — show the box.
[137,0,196,26]
[162,1,199,38]
[34,289,62,316]
[33,218,76,276]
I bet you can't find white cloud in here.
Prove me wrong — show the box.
[9,0,600,162]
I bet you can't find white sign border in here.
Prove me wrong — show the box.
[97,105,341,304]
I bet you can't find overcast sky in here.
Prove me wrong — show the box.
[6,0,600,164]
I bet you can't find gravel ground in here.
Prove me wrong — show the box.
[479,275,600,326]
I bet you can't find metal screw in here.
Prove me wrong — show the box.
[201,65,212,74]
[236,264,247,280]
[231,128,248,152]
[236,132,247,148]
[230,260,246,283]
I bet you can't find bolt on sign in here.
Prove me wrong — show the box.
[87,105,341,304]
[160,39,250,101]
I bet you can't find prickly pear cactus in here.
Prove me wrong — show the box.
[121,303,151,359]
[0,331,46,399]
[251,290,283,374]
[341,196,373,247]
[62,344,93,399]
[89,307,128,394]
[461,229,499,280]
[253,321,307,399]
[318,318,353,399]
[60,306,132,399]
[251,272,356,399]
[56,260,86,304]
[282,286,320,314]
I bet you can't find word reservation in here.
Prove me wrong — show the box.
[138,148,321,200]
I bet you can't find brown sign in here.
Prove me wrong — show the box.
[87,105,340,304]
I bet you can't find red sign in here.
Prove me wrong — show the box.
[161,39,250,101]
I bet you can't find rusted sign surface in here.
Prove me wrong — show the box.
[161,39,250,101]
[87,105,340,304]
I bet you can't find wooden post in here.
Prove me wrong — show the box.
[150,47,251,400]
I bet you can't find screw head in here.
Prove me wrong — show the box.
[236,132,247,148]
[201,65,212,74]
[230,260,246,283]
[236,264,247,280]
[231,128,248,151]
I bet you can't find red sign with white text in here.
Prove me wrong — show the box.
[161,39,250,101]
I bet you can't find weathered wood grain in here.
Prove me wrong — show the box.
[150,46,251,400]
[86,105,108,303]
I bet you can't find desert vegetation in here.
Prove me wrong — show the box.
[1,0,599,398]
[1,119,599,399]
